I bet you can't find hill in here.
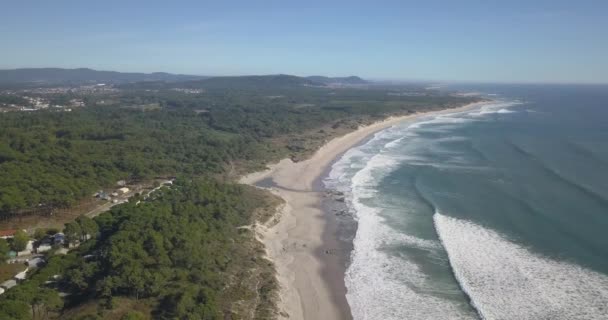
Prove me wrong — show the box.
[118,74,326,91]
[173,74,323,89]
[306,75,368,85]
[0,68,369,89]
[0,68,206,84]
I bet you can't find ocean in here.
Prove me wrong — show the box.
[324,84,608,320]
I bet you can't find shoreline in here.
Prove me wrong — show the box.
[240,101,487,320]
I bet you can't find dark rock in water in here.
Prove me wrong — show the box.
[325,190,344,197]
[335,209,349,216]
[324,190,347,202]
[324,249,337,255]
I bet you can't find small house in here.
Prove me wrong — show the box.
[27,257,45,268]
[83,254,96,261]
[1,280,17,290]
[14,270,27,281]
[97,191,110,200]
[53,233,66,245]
[36,244,52,253]
[17,240,34,256]
[118,187,130,194]
[0,229,17,239]
[36,237,53,253]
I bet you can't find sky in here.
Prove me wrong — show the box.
[1,0,607,83]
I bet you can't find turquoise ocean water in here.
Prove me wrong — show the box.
[324,85,608,320]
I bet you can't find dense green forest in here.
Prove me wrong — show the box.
[0,77,480,319]
[0,83,478,218]
[0,179,278,319]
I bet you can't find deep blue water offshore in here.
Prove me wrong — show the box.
[324,84,608,320]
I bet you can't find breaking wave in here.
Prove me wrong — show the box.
[434,213,608,320]
[342,152,476,320]
[325,100,542,320]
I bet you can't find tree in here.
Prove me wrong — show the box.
[33,229,46,241]
[12,230,29,252]
[65,262,98,291]
[121,311,146,320]
[0,238,9,262]
[31,288,63,320]
[0,300,31,320]
[76,216,98,241]
[0,187,27,213]
[64,222,81,246]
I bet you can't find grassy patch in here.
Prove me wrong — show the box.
[0,263,26,283]
[61,297,154,320]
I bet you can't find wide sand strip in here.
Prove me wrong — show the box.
[241,101,485,320]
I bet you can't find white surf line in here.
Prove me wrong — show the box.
[434,212,608,320]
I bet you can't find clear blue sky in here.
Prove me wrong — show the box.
[1,0,607,83]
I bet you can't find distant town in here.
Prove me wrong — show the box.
[0,84,113,112]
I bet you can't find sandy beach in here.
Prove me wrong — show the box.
[240,101,485,320]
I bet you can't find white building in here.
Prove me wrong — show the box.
[17,240,34,256]
[0,229,17,239]
[27,257,45,268]
[36,243,52,253]
[14,270,27,281]
[1,280,17,290]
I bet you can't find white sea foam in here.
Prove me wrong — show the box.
[407,115,475,131]
[330,97,608,320]
[384,137,405,149]
[468,101,522,117]
[325,123,412,190]
[327,124,480,319]
[384,133,489,172]
[343,153,477,320]
[326,100,529,320]
[434,213,608,320]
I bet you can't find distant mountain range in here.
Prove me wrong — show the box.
[0,68,368,87]
[0,68,207,84]
[167,74,332,90]
[305,75,367,85]
[189,74,318,88]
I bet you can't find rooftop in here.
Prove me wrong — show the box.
[0,230,17,237]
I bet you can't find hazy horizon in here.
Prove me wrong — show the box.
[1,1,607,84]
[4,66,608,86]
